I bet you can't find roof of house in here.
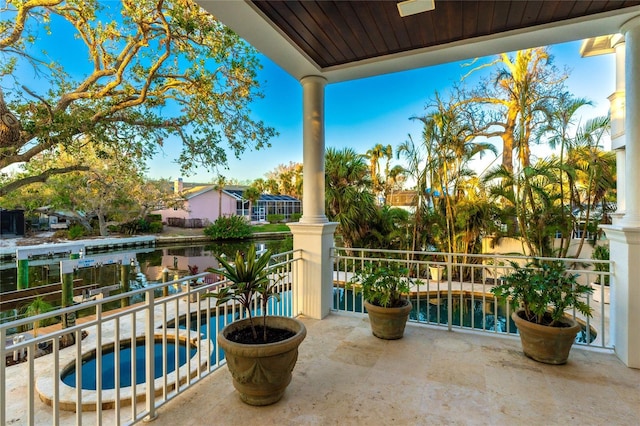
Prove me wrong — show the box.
[179,186,299,202]
[224,189,300,202]
[182,185,214,199]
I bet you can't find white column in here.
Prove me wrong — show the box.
[288,75,338,320]
[621,17,640,227]
[612,148,626,225]
[602,15,640,369]
[610,36,626,224]
[300,75,328,224]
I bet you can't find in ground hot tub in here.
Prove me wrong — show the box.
[36,332,210,411]
[60,335,196,390]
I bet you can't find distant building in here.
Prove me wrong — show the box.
[0,209,25,236]
[225,189,301,222]
[387,190,417,212]
[153,180,301,227]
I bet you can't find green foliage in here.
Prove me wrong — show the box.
[362,206,410,250]
[118,217,163,235]
[1,0,276,196]
[22,297,54,337]
[266,214,284,224]
[289,213,302,222]
[592,245,610,286]
[350,262,416,308]
[67,224,86,240]
[490,260,593,327]
[250,223,289,233]
[207,246,280,342]
[120,218,150,235]
[146,214,162,222]
[148,221,163,233]
[325,147,377,247]
[204,216,252,240]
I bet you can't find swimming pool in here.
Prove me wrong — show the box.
[60,336,197,390]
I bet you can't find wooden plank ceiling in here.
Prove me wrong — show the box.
[250,1,640,68]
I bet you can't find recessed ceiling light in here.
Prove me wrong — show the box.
[397,0,435,17]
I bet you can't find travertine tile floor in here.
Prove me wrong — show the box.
[153,313,639,426]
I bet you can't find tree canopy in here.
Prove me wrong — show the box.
[0,0,276,196]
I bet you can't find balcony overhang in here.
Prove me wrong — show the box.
[196,1,640,84]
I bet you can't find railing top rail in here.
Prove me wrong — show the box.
[331,247,613,266]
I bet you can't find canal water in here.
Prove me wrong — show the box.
[0,237,293,320]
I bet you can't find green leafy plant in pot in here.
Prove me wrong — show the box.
[490,259,593,364]
[351,262,416,340]
[207,246,306,406]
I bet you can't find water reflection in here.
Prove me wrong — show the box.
[0,237,292,300]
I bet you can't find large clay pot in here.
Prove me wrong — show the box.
[364,299,412,340]
[429,266,444,282]
[217,316,306,406]
[511,309,581,365]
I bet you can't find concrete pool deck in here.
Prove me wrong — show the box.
[156,313,640,425]
[4,310,633,425]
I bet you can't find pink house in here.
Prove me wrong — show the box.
[153,180,246,227]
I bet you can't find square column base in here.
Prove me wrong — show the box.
[288,222,338,320]
[601,225,640,368]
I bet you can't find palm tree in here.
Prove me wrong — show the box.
[566,116,614,257]
[363,205,410,250]
[538,92,592,256]
[485,157,570,257]
[467,47,563,174]
[325,147,376,248]
[366,144,385,193]
[396,135,427,252]
[213,175,227,219]
[243,186,261,222]
[265,178,279,195]
[413,95,496,253]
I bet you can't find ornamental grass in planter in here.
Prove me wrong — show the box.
[207,246,306,405]
[351,262,418,340]
[491,259,593,364]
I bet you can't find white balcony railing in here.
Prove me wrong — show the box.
[1,250,300,426]
[1,247,613,424]
[331,247,612,350]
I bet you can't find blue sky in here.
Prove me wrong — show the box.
[156,38,615,185]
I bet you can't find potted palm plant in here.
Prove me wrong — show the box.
[208,246,306,406]
[491,259,593,364]
[351,262,415,340]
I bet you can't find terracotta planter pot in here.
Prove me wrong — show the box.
[429,266,444,282]
[364,299,412,340]
[511,309,581,365]
[217,316,306,406]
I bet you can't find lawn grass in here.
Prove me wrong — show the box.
[250,223,291,233]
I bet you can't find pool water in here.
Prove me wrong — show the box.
[333,288,596,343]
[61,339,196,390]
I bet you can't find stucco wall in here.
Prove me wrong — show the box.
[154,189,237,224]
